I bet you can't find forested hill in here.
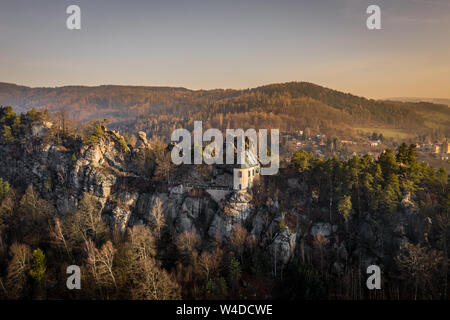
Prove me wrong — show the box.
[0,82,448,139]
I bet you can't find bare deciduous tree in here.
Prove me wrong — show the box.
[66,193,107,250]
[6,243,31,299]
[129,257,181,300]
[151,198,165,239]
[85,240,117,290]
[176,231,199,265]
[154,151,173,183]
[396,241,443,299]
[49,218,71,259]
[127,224,156,261]
[198,250,222,282]
[230,225,248,262]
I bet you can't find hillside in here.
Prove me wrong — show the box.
[0,82,449,140]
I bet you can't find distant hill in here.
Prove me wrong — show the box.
[0,82,449,139]
[388,97,450,107]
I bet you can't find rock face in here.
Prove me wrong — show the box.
[270,228,296,266]
[0,123,307,269]
[311,222,337,237]
[0,125,271,253]
[0,122,404,272]
[135,131,148,149]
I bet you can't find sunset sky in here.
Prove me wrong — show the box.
[0,0,449,99]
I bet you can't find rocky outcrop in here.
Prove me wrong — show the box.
[0,121,407,275]
[311,222,337,237]
[135,131,149,149]
[270,228,297,266]
[31,121,53,137]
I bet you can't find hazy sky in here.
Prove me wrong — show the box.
[0,0,449,99]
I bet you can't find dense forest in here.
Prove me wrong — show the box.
[0,106,448,300]
[1,82,448,142]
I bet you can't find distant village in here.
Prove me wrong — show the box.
[280,129,450,165]
[417,141,450,160]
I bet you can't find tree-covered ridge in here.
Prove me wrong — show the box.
[288,143,448,218]
[0,106,50,143]
[1,82,448,140]
[262,144,449,299]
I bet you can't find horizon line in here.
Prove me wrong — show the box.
[1,81,449,102]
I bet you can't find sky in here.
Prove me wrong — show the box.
[0,0,449,99]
